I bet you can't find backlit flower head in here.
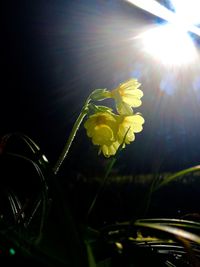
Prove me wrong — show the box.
[84,111,144,157]
[53,78,145,174]
[109,79,143,115]
[84,112,120,157]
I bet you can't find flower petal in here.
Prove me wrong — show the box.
[119,79,141,90]
[122,96,142,107]
[116,101,133,115]
[110,79,143,115]
[92,125,114,146]
[101,141,120,157]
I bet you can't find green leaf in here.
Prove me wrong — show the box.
[153,165,200,192]
[88,104,113,114]
[90,89,110,101]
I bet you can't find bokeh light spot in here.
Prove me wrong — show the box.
[9,248,16,256]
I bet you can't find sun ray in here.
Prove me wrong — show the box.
[126,0,200,36]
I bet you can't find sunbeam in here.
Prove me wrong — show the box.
[126,0,200,66]
[126,0,200,36]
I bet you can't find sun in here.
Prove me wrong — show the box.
[140,23,197,66]
[126,0,200,67]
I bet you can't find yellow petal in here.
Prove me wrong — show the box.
[101,141,120,157]
[129,115,145,133]
[124,89,143,98]
[118,124,135,144]
[122,96,142,107]
[92,125,114,146]
[101,145,109,157]
[116,101,133,115]
[119,79,141,90]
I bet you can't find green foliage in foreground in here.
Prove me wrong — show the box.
[0,132,200,266]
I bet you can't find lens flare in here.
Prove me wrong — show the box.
[171,0,200,26]
[126,0,200,35]
[126,0,200,66]
[140,23,198,66]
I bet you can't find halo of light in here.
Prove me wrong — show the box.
[141,23,198,66]
[171,0,200,26]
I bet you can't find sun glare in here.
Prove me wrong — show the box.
[127,0,200,66]
[141,23,197,66]
[171,0,200,26]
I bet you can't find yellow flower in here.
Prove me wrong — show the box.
[84,112,120,157]
[84,111,145,157]
[117,114,145,147]
[100,142,121,158]
[109,79,143,115]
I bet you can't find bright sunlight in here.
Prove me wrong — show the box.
[127,0,200,66]
[140,23,197,66]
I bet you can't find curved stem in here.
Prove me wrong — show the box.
[153,165,200,192]
[53,97,91,175]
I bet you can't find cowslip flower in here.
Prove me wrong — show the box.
[117,114,145,147]
[53,78,145,173]
[84,111,144,157]
[84,112,120,157]
[108,79,143,115]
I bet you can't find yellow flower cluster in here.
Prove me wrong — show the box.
[84,79,144,157]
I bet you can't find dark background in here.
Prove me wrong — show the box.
[2,0,200,177]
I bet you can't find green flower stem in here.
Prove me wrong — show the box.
[53,97,91,175]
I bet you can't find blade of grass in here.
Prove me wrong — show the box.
[134,221,200,244]
[153,165,200,192]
